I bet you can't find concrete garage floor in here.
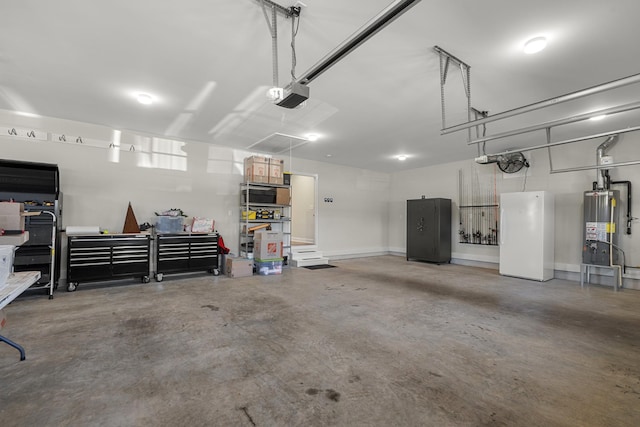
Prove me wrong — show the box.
[1,255,639,426]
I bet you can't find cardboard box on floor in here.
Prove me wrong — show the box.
[226,257,253,278]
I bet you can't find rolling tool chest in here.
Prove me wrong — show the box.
[154,232,219,281]
[66,234,151,291]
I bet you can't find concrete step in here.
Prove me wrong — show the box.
[291,257,330,267]
[290,249,329,267]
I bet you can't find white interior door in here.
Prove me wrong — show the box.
[291,174,317,248]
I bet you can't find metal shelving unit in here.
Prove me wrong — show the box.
[240,183,291,260]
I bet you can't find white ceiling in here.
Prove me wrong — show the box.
[2,0,640,173]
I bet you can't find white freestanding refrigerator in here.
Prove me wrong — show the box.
[499,191,555,281]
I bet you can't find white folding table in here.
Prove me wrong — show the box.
[0,271,41,360]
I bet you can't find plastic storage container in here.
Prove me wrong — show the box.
[255,259,283,276]
[155,216,184,234]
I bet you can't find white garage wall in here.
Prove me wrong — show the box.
[388,133,640,288]
[2,109,639,286]
[289,158,391,258]
[0,110,390,280]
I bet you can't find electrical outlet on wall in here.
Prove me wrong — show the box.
[323,197,334,203]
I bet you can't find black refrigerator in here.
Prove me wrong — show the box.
[406,198,451,263]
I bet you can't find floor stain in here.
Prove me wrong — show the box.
[121,317,157,332]
[201,305,219,311]
[325,389,341,402]
[348,375,361,383]
[306,387,341,402]
[306,388,320,396]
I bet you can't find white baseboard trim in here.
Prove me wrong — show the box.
[326,250,389,261]
[451,258,498,270]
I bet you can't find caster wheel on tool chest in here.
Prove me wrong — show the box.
[155,273,164,282]
[142,276,151,284]
[67,282,78,292]
[209,268,220,276]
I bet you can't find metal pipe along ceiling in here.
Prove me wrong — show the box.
[441,72,640,135]
[487,125,640,158]
[466,101,640,146]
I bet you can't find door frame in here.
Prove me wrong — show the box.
[290,172,319,251]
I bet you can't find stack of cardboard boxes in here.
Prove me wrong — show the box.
[253,230,283,275]
[244,156,284,185]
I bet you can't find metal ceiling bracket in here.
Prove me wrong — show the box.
[257,0,295,17]
[434,46,472,139]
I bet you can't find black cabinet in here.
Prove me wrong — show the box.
[406,198,451,263]
[66,234,151,291]
[155,233,219,281]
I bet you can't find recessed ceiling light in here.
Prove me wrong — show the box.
[590,114,607,121]
[326,154,333,157]
[306,133,320,142]
[397,155,408,161]
[136,93,154,105]
[523,37,547,54]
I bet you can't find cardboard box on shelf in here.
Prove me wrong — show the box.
[268,158,284,185]
[0,231,29,246]
[226,257,254,278]
[0,202,37,232]
[254,230,283,261]
[276,188,290,205]
[244,156,269,184]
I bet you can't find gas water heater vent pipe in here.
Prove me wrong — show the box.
[596,135,619,189]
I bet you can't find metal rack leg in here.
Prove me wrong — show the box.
[0,334,26,361]
[614,265,622,292]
